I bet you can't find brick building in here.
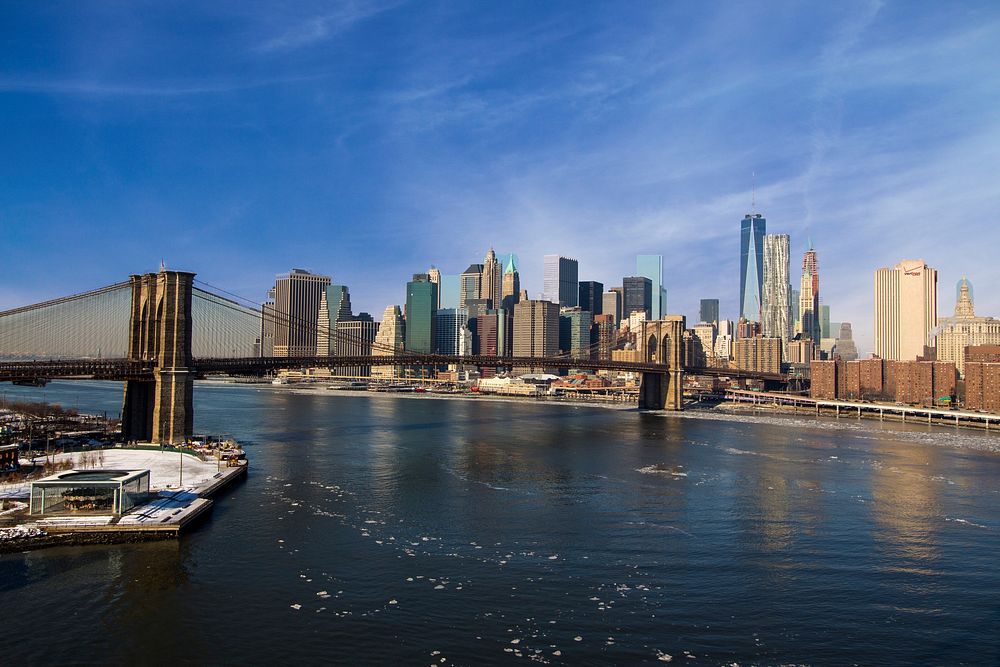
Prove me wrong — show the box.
[965,362,1000,412]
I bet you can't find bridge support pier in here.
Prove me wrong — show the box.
[637,316,686,411]
[121,269,194,444]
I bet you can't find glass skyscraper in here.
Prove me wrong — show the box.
[699,298,720,326]
[740,213,766,322]
[405,274,438,354]
[636,255,665,320]
[578,280,604,315]
[543,255,579,306]
[623,276,652,320]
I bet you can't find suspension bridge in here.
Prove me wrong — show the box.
[0,268,787,444]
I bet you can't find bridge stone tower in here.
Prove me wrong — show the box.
[638,316,686,410]
[121,269,195,444]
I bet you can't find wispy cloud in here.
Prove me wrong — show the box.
[256,1,398,52]
[0,73,330,97]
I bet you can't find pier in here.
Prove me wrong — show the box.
[725,388,999,430]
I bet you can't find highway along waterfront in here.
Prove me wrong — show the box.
[1,380,998,665]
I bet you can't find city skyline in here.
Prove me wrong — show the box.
[2,3,1000,357]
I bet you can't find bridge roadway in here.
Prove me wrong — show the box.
[0,355,787,383]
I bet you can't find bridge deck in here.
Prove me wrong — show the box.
[0,356,788,383]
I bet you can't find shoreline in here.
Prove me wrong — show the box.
[204,380,1000,441]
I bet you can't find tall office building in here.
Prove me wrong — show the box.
[592,314,615,362]
[622,276,652,320]
[270,269,331,357]
[820,304,831,339]
[603,291,622,326]
[699,299,720,327]
[740,213,766,321]
[513,300,559,373]
[691,322,716,366]
[936,279,1000,377]
[578,281,604,315]
[260,288,277,357]
[501,254,521,311]
[558,307,593,359]
[790,288,800,330]
[336,316,378,377]
[480,249,502,309]
[875,259,938,361]
[637,255,666,320]
[761,234,790,343]
[317,285,353,356]
[405,274,438,354]
[371,305,405,379]
[542,255,579,306]
[434,308,472,356]
[797,247,820,343]
[427,267,442,309]
[460,264,484,309]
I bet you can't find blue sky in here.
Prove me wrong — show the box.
[2,1,999,353]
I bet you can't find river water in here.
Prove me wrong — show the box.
[1,381,999,665]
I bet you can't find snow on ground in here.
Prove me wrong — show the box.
[0,450,221,498]
[55,449,222,491]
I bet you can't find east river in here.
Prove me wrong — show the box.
[2,381,999,665]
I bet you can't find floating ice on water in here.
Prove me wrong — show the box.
[552,650,561,656]
[548,555,558,560]
[511,639,520,644]
[316,590,327,596]
[574,636,582,642]
[389,599,398,605]
[655,651,672,662]
[290,603,301,610]
[406,577,414,582]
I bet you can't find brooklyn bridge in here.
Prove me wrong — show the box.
[0,269,788,444]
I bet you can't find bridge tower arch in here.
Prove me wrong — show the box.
[122,269,194,444]
[638,316,686,411]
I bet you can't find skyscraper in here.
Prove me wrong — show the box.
[405,274,438,354]
[501,254,521,312]
[460,264,484,309]
[480,249,502,309]
[578,281,604,315]
[797,246,820,343]
[371,305,404,379]
[513,300,559,373]
[790,288,800,330]
[317,285,353,356]
[622,276,652,320]
[336,316,378,377]
[761,234,790,343]
[699,299,720,326]
[270,269,331,357]
[427,267,442,309]
[542,255,579,306]
[434,308,472,356]
[636,255,666,320]
[558,307,592,358]
[874,259,938,361]
[603,290,622,326]
[820,304,831,339]
[740,213,766,321]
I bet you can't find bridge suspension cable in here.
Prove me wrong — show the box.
[0,282,132,360]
